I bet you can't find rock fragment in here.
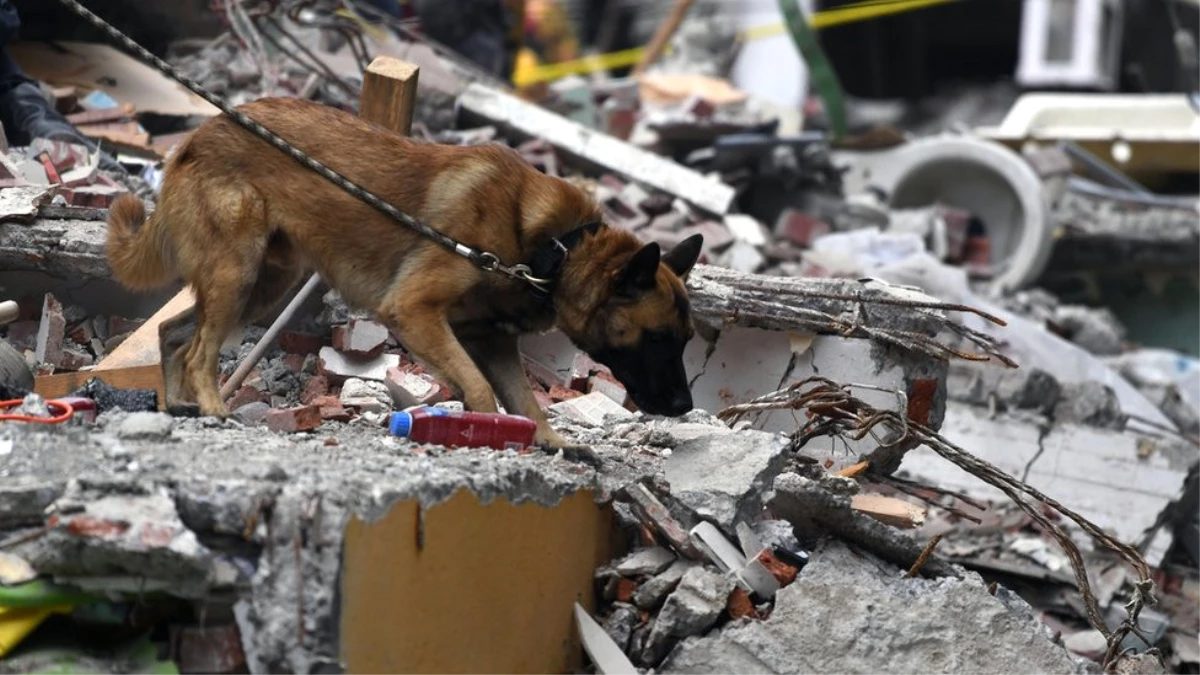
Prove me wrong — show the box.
[666,430,789,529]
[644,566,736,664]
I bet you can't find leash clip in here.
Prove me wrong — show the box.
[476,253,554,291]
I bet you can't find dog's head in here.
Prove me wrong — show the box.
[582,233,704,417]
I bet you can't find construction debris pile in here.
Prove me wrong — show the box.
[0,2,1197,674]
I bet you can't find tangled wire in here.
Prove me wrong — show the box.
[719,376,1161,673]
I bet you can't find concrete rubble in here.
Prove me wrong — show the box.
[0,1,1197,673]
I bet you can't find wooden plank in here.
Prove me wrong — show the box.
[94,287,194,371]
[34,365,164,407]
[360,56,420,136]
[850,494,927,530]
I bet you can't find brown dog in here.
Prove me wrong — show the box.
[104,97,704,447]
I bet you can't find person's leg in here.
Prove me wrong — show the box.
[0,0,124,171]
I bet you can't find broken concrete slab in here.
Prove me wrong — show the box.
[456,84,737,215]
[666,430,789,530]
[0,218,110,279]
[645,565,736,664]
[660,539,1090,674]
[898,403,1195,565]
[633,559,695,611]
[615,545,677,577]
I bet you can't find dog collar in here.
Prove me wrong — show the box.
[525,220,604,303]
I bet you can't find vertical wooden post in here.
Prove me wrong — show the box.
[360,56,420,134]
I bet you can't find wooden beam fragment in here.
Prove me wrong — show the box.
[850,494,927,529]
[360,56,420,136]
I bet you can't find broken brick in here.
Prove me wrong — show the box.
[282,352,306,374]
[61,184,124,209]
[139,522,180,548]
[300,374,330,405]
[228,385,269,410]
[616,578,638,603]
[569,352,601,391]
[549,384,583,403]
[332,319,389,358]
[726,587,760,619]
[311,395,353,422]
[66,320,95,346]
[317,346,399,384]
[775,209,831,248]
[385,365,442,408]
[265,405,322,433]
[278,331,325,355]
[65,515,130,539]
[757,549,799,587]
[34,293,65,368]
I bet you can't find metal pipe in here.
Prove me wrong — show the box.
[219,272,323,399]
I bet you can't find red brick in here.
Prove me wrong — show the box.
[228,385,269,410]
[65,515,130,539]
[56,347,93,371]
[282,353,306,373]
[384,365,442,408]
[757,550,799,587]
[727,587,759,619]
[265,405,322,433]
[549,385,582,403]
[300,374,330,405]
[312,395,353,422]
[278,331,326,355]
[775,209,831,248]
[66,320,95,346]
[616,578,637,603]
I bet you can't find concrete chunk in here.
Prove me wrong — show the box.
[666,430,789,530]
[645,566,736,664]
[457,83,736,215]
[117,412,175,440]
[661,539,1085,674]
[633,559,694,611]
[615,545,676,577]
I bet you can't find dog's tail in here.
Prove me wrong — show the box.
[105,193,176,291]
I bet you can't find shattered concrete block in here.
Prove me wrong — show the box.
[317,346,399,384]
[659,539,1085,674]
[718,241,766,273]
[602,603,639,653]
[0,483,64,528]
[117,412,175,440]
[384,365,442,409]
[665,430,789,530]
[34,293,65,367]
[616,546,676,577]
[332,319,390,358]
[1053,305,1127,356]
[588,373,629,406]
[233,401,271,426]
[1055,382,1128,430]
[996,367,1061,413]
[645,566,736,664]
[723,214,769,246]
[265,404,322,433]
[550,392,634,426]
[633,560,693,611]
[340,377,393,414]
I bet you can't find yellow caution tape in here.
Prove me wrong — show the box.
[513,0,958,87]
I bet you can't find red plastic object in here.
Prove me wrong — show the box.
[389,407,537,451]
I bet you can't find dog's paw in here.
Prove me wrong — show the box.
[166,402,201,418]
[535,441,602,468]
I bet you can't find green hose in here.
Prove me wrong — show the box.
[778,0,849,141]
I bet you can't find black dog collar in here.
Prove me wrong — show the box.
[525,220,604,303]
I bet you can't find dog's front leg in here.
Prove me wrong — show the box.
[460,332,568,447]
[380,274,500,415]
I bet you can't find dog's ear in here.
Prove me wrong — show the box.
[663,233,703,279]
[615,242,662,297]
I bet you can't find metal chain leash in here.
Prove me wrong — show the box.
[53,0,552,291]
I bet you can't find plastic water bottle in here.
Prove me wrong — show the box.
[388,406,537,451]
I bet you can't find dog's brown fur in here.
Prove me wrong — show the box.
[105,97,703,446]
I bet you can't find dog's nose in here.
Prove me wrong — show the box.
[667,391,693,416]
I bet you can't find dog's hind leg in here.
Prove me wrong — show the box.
[179,191,270,418]
[158,306,200,416]
[460,332,568,447]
